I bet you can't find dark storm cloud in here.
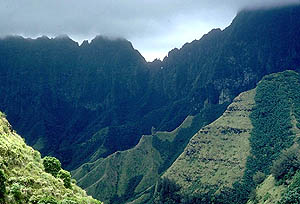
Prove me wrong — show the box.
[0,0,299,60]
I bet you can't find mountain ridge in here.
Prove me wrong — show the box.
[0,3,300,192]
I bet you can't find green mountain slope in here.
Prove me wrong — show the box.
[73,70,300,203]
[162,70,300,203]
[0,112,102,204]
[0,5,299,172]
[72,105,227,203]
[165,87,255,195]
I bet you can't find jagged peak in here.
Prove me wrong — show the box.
[90,35,133,47]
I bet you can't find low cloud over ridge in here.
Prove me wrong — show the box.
[0,0,298,61]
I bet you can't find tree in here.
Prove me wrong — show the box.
[271,145,300,181]
[10,183,22,203]
[253,171,266,185]
[57,169,72,189]
[43,156,61,177]
[153,177,181,204]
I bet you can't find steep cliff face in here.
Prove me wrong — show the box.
[153,5,300,130]
[0,36,151,169]
[0,5,300,172]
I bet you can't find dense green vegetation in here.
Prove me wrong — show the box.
[249,164,300,203]
[271,145,300,183]
[57,170,72,189]
[279,171,300,204]
[240,71,300,201]
[250,145,300,203]
[219,71,300,203]
[150,178,250,204]
[0,5,299,204]
[43,156,62,178]
[37,196,58,204]
[0,170,6,203]
[0,112,102,204]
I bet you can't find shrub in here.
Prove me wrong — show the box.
[10,183,22,203]
[279,187,300,204]
[248,189,258,203]
[33,150,41,162]
[271,145,300,181]
[57,170,72,189]
[37,196,58,204]
[153,177,181,204]
[60,199,78,204]
[0,112,6,118]
[253,171,266,185]
[279,172,300,204]
[43,156,61,177]
[71,179,76,185]
[0,170,6,201]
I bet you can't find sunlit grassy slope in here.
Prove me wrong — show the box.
[72,116,195,203]
[0,112,102,204]
[72,104,227,203]
[164,88,256,195]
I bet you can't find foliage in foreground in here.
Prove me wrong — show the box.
[43,156,62,178]
[0,113,102,204]
[0,169,6,203]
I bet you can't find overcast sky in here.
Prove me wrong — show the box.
[0,0,299,61]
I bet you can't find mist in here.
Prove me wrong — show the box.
[0,0,298,61]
